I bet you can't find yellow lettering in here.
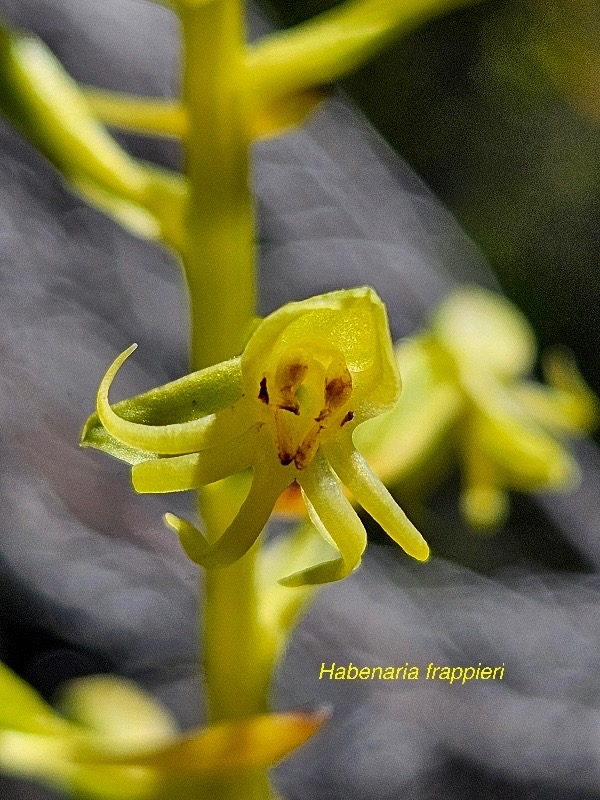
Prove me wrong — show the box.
[319,662,335,680]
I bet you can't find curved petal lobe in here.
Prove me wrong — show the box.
[96,346,249,456]
[131,427,260,493]
[166,466,292,569]
[280,451,367,586]
[325,437,430,562]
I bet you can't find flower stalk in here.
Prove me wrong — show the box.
[177,6,268,797]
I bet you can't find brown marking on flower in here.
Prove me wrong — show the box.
[324,373,352,411]
[341,410,354,426]
[278,401,300,415]
[276,408,297,467]
[278,450,294,466]
[258,377,269,404]
[294,423,324,470]
[281,361,308,390]
[314,408,331,423]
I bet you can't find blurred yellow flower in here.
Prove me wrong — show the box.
[356,286,599,528]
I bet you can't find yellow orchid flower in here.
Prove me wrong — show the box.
[82,288,429,585]
[356,286,599,528]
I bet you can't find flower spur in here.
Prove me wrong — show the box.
[82,288,429,585]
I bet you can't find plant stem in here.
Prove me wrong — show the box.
[180,0,255,371]
[179,3,272,798]
[199,481,271,724]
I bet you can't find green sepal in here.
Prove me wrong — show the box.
[81,351,243,464]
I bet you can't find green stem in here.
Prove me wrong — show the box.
[180,0,256,370]
[199,480,271,724]
[179,3,271,798]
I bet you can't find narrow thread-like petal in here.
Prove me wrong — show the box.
[325,438,430,561]
[164,513,209,565]
[460,436,508,528]
[166,461,292,569]
[280,451,367,586]
[470,386,580,490]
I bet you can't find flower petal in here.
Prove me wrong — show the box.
[56,676,178,752]
[280,451,367,586]
[514,348,599,434]
[165,465,292,569]
[460,437,509,528]
[93,345,249,457]
[324,438,430,561]
[432,286,537,379]
[470,384,580,491]
[131,427,260,493]
[241,287,400,421]
[354,337,463,484]
[163,513,209,565]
